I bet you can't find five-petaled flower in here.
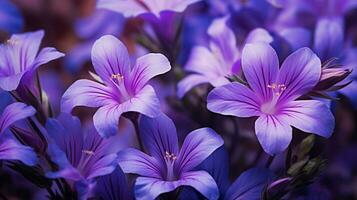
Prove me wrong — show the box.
[117,114,224,200]
[177,16,272,98]
[61,35,171,138]
[0,30,64,91]
[207,43,335,155]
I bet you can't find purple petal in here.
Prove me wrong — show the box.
[84,153,117,179]
[61,79,115,113]
[279,28,311,51]
[245,28,273,44]
[176,128,224,174]
[225,167,275,200]
[207,16,238,66]
[177,74,209,98]
[179,170,219,200]
[129,53,171,92]
[255,115,292,155]
[94,166,132,200]
[0,71,26,91]
[117,148,162,179]
[207,82,260,117]
[93,104,123,138]
[313,17,344,61]
[97,0,147,18]
[277,47,321,103]
[91,35,131,83]
[139,114,179,165]
[0,102,35,134]
[280,100,335,138]
[0,138,37,166]
[31,47,65,70]
[134,177,177,200]
[242,43,279,102]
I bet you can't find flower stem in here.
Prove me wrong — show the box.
[128,113,144,151]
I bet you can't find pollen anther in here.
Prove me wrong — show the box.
[165,151,177,160]
[111,73,124,81]
[267,83,286,96]
[82,150,95,156]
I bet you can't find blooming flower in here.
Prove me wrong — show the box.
[0,30,65,91]
[97,0,202,18]
[62,35,171,138]
[0,102,37,166]
[0,0,23,33]
[207,43,335,155]
[45,113,125,197]
[117,114,224,200]
[177,16,272,98]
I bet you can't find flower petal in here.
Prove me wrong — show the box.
[61,79,115,113]
[97,0,147,18]
[139,114,179,164]
[224,167,275,200]
[279,28,311,51]
[176,128,224,174]
[281,100,335,138]
[0,71,26,91]
[278,47,321,102]
[93,104,122,138]
[207,82,260,117]
[134,177,177,200]
[91,35,131,83]
[177,74,209,98]
[130,53,171,92]
[179,171,219,200]
[245,28,273,44]
[242,43,279,102]
[0,102,35,134]
[117,148,162,179]
[255,115,292,155]
[313,17,344,61]
[31,47,65,70]
[85,153,117,180]
[0,138,37,166]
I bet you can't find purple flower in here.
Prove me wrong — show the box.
[61,35,171,138]
[45,114,125,196]
[0,30,65,91]
[0,102,37,166]
[177,16,272,98]
[117,114,224,200]
[0,0,23,33]
[207,43,335,155]
[97,0,202,18]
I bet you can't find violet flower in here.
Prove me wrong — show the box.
[0,102,37,166]
[117,114,224,200]
[61,35,171,138]
[0,30,65,91]
[97,0,202,18]
[45,114,125,197]
[207,43,335,155]
[177,16,272,98]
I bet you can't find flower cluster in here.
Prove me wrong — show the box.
[0,0,356,199]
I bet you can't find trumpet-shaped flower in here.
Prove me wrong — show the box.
[117,114,224,200]
[177,16,272,98]
[97,0,202,18]
[61,35,171,138]
[0,30,64,91]
[207,43,335,155]
[0,102,37,166]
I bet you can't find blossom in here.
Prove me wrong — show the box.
[0,0,23,33]
[0,102,37,166]
[61,35,171,138]
[117,114,224,200]
[45,114,125,197]
[0,30,65,91]
[207,43,335,155]
[97,0,202,18]
[177,16,272,98]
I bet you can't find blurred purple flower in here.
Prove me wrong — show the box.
[62,35,171,138]
[178,16,272,98]
[207,43,335,155]
[117,114,223,200]
[0,0,23,33]
[0,102,37,166]
[65,10,124,73]
[45,114,124,197]
[97,0,202,18]
[0,30,65,91]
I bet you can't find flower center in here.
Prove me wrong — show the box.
[260,83,287,115]
[110,73,131,102]
[164,151,177,181]
[267,83,286,96]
